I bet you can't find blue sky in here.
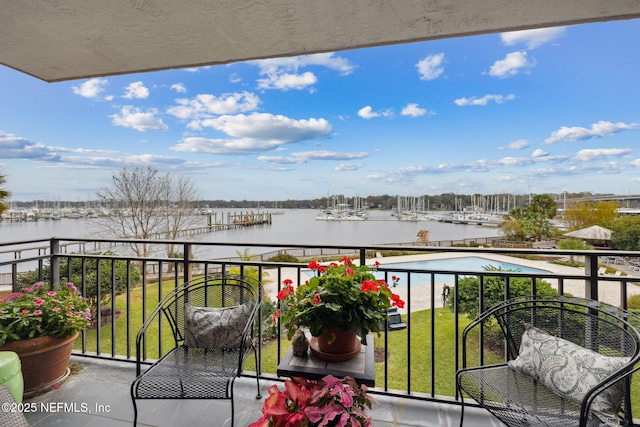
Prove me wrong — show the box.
[1,19,639,202]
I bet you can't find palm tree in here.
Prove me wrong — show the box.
[558,238,592,264]
[0,172,11,221]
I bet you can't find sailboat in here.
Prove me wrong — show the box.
[271,201,285,215]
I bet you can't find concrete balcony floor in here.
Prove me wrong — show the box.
[22,356,502,426]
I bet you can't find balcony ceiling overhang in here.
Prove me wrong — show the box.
[2,0,640,83]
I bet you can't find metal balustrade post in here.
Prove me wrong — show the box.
[183,243,192,283]
[50,238,60,286]
[584,253,599,300]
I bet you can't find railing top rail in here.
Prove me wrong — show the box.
[2,236,639,259]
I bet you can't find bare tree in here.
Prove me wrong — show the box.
[95,167,200,258]
[160,174,201,268]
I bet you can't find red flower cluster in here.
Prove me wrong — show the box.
[272,257,406,341]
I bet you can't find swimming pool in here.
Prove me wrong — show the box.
[374,256,550,286]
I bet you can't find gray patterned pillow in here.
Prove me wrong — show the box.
[508,324,629,424]
[184,302,254,349]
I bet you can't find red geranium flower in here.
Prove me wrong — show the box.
[391,293,405,309]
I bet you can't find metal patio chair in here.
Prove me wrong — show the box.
[131,275,262,427]
[457,295,640,427]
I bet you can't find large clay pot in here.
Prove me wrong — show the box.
[0,333,77,395]
[310,326,361,361]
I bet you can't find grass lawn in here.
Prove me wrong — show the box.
[77,284,640,409]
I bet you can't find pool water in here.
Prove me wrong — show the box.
[375,256,549,286]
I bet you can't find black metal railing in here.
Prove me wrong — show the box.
[1,237,640,408]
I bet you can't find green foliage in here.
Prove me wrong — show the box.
[610,216,640,250]
[501,194,557,242]
[449,266,557,319]
[266,253,300,263]
[0,282,91,345]
[260,299,279,340]
[627,294,640,310]
[276,258,404,341]
[563,200,619,230]
[17,252,141,317]
[0,172,10,219]
[557,238,592,263]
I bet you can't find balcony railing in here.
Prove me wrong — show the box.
[2,237,640,415]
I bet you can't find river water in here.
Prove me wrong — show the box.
[0,209,501,258]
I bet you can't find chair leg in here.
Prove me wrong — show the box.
[231,389,235,427]
[130,383,138,427]
[254,348,262,399]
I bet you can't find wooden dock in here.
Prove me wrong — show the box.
[171,211,272,238]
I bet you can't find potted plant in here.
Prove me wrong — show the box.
[274,257,404,360]
[0,281,91,393]
[250,375,376,427]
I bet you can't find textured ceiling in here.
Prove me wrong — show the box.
[2,0,639,82]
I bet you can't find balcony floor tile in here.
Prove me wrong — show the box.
[22,355,502,427]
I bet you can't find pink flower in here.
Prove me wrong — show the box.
[47,291,57,296]
[21,309,30,315]
[22,287,34,293]
[33,309,42,315]
[2,292,24,302]
[52,307,61,312]
[34,299,45,306]
[64,282,78,293]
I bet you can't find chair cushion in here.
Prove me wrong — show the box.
[508,324,629,422]
[184,302,253,349]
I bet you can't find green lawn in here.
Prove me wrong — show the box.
[77,284,640,409]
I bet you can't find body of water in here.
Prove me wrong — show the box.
[0,209,501,259]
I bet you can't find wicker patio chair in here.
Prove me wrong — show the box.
[131,275,262,427]
[456,295,640,427]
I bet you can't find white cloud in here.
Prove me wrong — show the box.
[0,131,60,161]
[110,106,169,132]
[507,139,530,150]
[335,162,364,171]
[489,51,533,78]
[254,53,354,91]
[455,94,515,106]
[532,148,548,157]
[198,113,332,143]
[167,92,260,121]
[72,78,108,99]
[416,53,445,80]
[358,106,393,120]
[173,137,284,155]
[171,83,187,93]
[123,81,150,99]
[257,72,318,91]
[401,103,432,118]
[544,121,639,144]
[258,150,368,164]
[358,106,378,119]
[172,113,332,155]
[574,148,632,162]
[501,27,566,49]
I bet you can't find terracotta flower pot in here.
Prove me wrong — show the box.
[309,326,361,361]
[0,333,78,395]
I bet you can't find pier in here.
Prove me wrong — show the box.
[166,211,273,238]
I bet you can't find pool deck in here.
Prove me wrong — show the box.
[265,252,640,314]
